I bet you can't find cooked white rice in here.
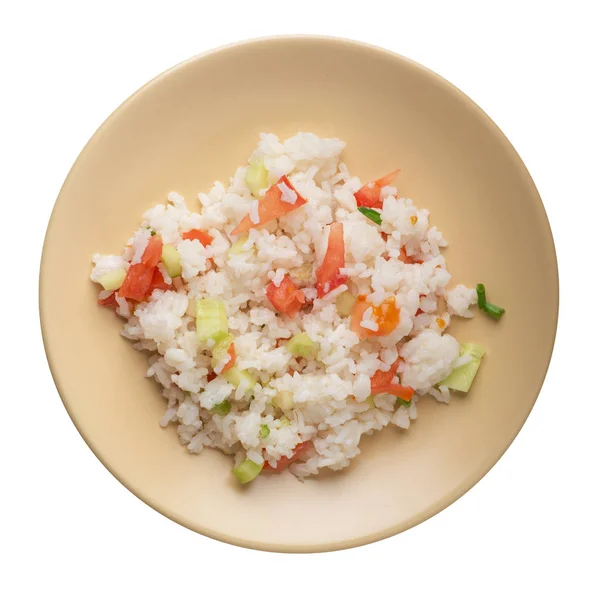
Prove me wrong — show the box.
[90,132,479,479]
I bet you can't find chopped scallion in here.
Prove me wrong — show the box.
[211,399,231,416]
[396,397,411,407]
[357,206,382,225]
[483,302,505,320]
[260,424,270,439]
[476,283,486,309]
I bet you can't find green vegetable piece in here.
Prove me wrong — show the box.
[476,283,487,309]
[260,424,270,439]
[245,158,269,197]
[224,367,256,392]
[279,415,290,427]
[396,397,411,407]
[365,396,375,408]
[196,298,228,342]
[228,234,250,256]
[97,268,127,291]
[439,343,487,392]
[483,302,505,320]
[287,333,317,358]
[211,399,231,416]
[232,459,263,484]
[273,390,294,411]
[161,244,182,278]
[358,206,382,225]
[336,291,356,317]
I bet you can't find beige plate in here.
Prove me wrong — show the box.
[40,36,558,552]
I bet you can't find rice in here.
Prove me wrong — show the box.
[90,132,482,480]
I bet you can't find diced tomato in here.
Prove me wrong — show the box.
[141,235,163,268]
[266,275,306,317]
[399,246,424,265]
[350,296,400,338]
[182,229,213,246]
[207,372,217,382]
[370,360,414,400]
[354,169,400,209]
[118,263,155,301]
[231,176,307,236]
[263,441,313,473]
[145,268,173,298]
[315,222,347,298]
[97,292,119,309]
[220,343,236,374]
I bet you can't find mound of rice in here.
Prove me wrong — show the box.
[90,132,478,479]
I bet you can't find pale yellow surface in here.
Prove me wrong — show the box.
[40,36,558,552]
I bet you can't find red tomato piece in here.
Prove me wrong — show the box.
[370,360,414,400]
[354,169,400,209]
[266,275,306,317]
[206,372,217,383]
[231,176,307,236]
[182,229,213,246]
[97,292,119,309]
[263,441,313,472]
[145,268,173,298]
[141,235,163,268]
[315,222,347,298]
[118,263,155,301]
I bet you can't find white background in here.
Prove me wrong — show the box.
[1,1,594,598]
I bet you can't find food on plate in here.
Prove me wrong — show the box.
[90,132,504,483]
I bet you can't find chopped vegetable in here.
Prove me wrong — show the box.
[315,222,348,298]
[97,268,127,291]
[161,245,182,278]
[97,292,119,309]
[231,175,307,236]
[142,235,163,268]
[232,459,263,484]
[195,298,228,342]
[211,334,236,373]
[286,333,317,358]
[210,399,231,416]
[365,396,375,408]
[266,275,305,317]
[357,207,382,225]
[439,343,486,392]
[354,169,400,209]
[273,390,294,412]
[145,268,172,297]
[476,283,487,309]
[263,441,313,472]
[118,263,155,301]
[336,290,356,317]
[279,415,291,427]
[398,246,423,265]
[224,367,256,392]
[396,397,411,407]
[228,234,250,256]
[351,296,400,338]
[259,424,270,439]
[245,158,269,197]
[182,229,213,246]
[476,283,505,320]
[370,360,414,399]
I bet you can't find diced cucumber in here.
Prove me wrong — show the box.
[279,415,290,427]
[245,158,269,197]
[210,399,231,416]
[224,367,256,392]
[211,334,234,370]
[161,244,182,278]
[196,298,228,342]
[336,291,356,317]
[228,234,250,256]
[259,424,270,439]
[232,459,263,484]
[439,343,486,393]
[287,333,317,358]
[273,390,294,411]
[97,268,127,291]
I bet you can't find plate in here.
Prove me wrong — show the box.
[40,36,558,552]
